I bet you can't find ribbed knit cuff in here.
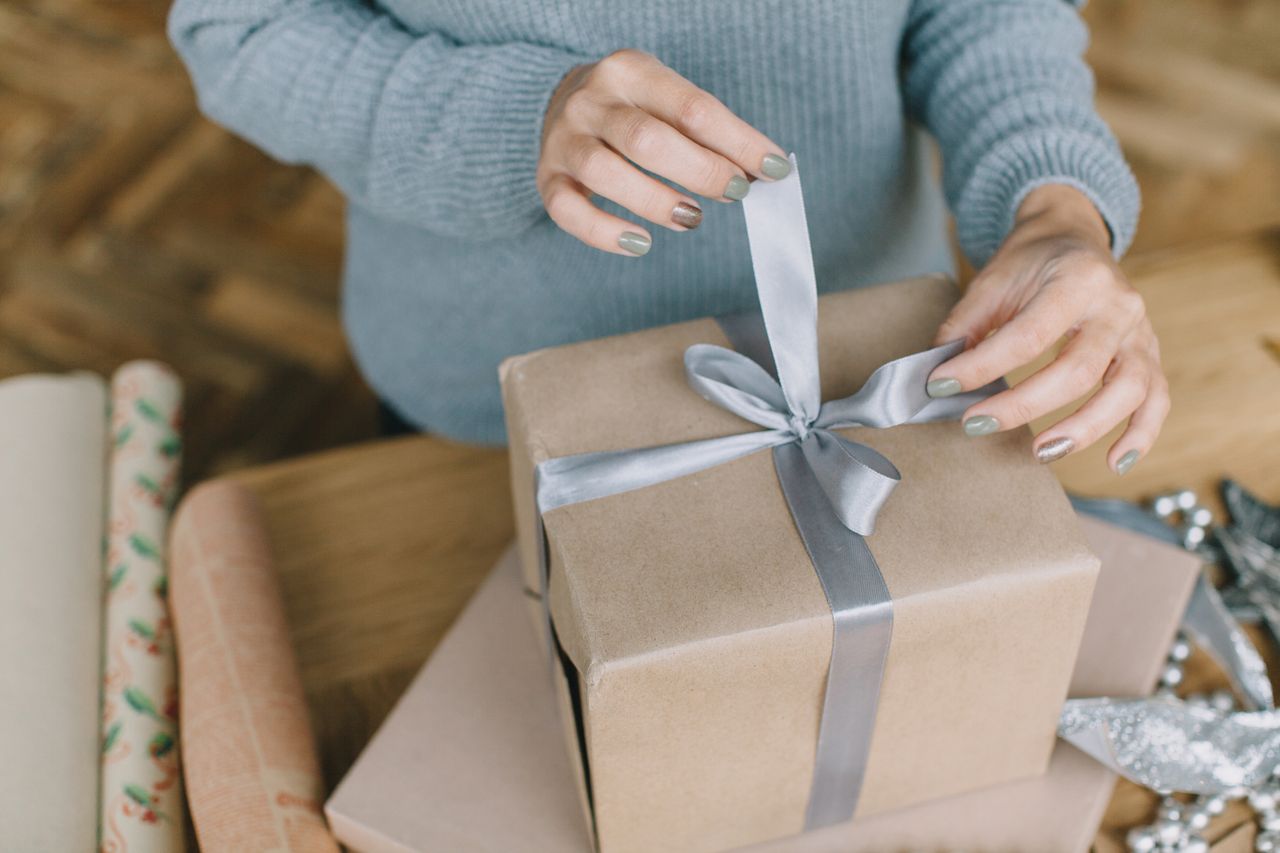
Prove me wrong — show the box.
[445,43,593,234]
[953,129,1141,267]
[370,39,592,237]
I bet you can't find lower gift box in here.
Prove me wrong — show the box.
[327,513,1201,852]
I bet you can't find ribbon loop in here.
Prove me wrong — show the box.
[684,344,792,432]
[799,430,901,536]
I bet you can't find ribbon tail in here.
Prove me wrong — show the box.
[772,442,892,829]
[1184,573,1275,711]
[741,154,822,424]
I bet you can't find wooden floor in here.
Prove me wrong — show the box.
[2,0,1278,482]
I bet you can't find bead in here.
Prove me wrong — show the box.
[1126,826,1158,853]
[1211,689,1237,712]
[1153,494,1179,518]
[1200,794,1226,815]
[1181,838,1208,853]
[1154,819,1185,846]
[1169,639,1192,662]
[1256,831,1280,853]
[1263,813,1280,833]
[1156,804,1182,822]
[1182,524,1207,549]
[1160,664,1184,687]
[1186,809,1210,831]
[1188,505,1214,527]
[1176,490,1198,510]
[1250,789,1278,812]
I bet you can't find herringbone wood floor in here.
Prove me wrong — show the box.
[3,0,1278,482]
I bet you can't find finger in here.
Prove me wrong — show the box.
[1029,353,1153,462]
[627,63,788,181]
[568,139,704,231]
[1107,373,1170,475]
[541,173,653,257]
[599,104,751,203]
[928,286,1086,394]
[960,317,1135,433]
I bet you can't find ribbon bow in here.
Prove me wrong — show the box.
[537,155,995,537]
[532,155,999,828]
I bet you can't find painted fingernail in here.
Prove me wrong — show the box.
[723,175,750,201]
[963,415,1000,437]
[671,202,703,229]
[761,154,791,180]
[1035,436,1075,464]
[618,232,651,256]
[926,377,962,398]
[1115,449,1141,476]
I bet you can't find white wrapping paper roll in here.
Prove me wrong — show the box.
[0,373,108,850]
[99,362,186,853]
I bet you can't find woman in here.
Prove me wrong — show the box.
[170,0,1167,473]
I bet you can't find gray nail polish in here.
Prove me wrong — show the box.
[926,377,962,398]
[618,232,651,256]
[723,175,750,201]
[761,154,791,180]
[963,415,1000,437]
[1035,436,1075,464]
[1115,449,1141,476]
[671,202,702,229]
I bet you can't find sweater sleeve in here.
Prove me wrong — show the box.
[902,0,1140,267]
[168,0,590,238]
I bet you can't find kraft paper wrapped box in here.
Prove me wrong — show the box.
[325,514,1201,853]
[498,261,1100,851]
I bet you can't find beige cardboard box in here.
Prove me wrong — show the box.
[499,275,1100,852]
[326,514,1200,852]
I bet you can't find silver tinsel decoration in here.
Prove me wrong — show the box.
[1119,484,1280,852]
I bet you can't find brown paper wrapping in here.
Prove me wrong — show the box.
[500,275,1100,852]
[326,512,1199,853]
[170,480,339,853]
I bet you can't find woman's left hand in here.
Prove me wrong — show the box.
[926,184,1169,475]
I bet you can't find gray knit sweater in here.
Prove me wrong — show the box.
[169,0,1138,444]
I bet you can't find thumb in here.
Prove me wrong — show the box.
[932,288,998,348]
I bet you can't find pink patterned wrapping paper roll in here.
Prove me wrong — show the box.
[100,361,186,853]
[169,479,339,853]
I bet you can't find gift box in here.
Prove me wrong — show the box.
[325,511,1199,853]
[499,167,1101,853]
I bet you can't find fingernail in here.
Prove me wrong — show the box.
[671,202,702,229]
[761,154,791,180]
[1035,436,1075,464]
[723,175,750,201]
[618,232,651,256]
[1115,449,1141,476]
[926,377,962,398]
[963,415,1000,437]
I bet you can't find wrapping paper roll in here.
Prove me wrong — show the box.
[170,479,339,853]
[100,362,186,852]
[0,373,108,850]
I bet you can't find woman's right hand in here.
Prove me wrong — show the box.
[538,49,791,257]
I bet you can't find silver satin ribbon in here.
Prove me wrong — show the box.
[532,155,997,827]
[1061,500,1278,793]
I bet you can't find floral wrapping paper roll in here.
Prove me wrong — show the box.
[100,361,186,853]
